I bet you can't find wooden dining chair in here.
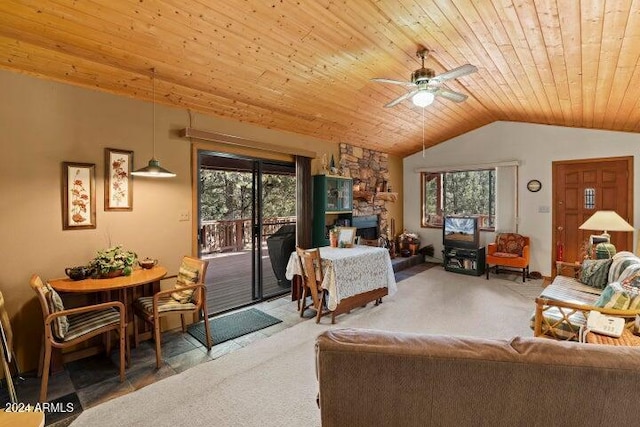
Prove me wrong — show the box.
[132,256,212,368]
[29,274,126,402]
[296,247,328,323]
[0,291,19,404]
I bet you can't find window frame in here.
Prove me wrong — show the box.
[420,169,495,231]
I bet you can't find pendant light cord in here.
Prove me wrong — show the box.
[422,106,425,158]
[152,68,156,160]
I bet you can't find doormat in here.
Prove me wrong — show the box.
[188,308,282,347]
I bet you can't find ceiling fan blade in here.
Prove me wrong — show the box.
[432,64,478,82]
[435,88,468,103]
[371,78,416,87]
[384,89,419,108]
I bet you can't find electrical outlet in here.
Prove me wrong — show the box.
[179,210,190,221]
[538,205,550,213]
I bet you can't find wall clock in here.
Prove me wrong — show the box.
[527,179,542,192]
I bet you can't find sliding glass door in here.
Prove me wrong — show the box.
[198,151,296,314]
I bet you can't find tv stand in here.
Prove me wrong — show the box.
[443,246,485,276]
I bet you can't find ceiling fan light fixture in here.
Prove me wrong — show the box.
[412,90,435,107]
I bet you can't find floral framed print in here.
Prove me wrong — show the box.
[62,162,96,230]
[104,148,133,211]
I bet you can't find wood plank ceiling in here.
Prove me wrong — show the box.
[1,1,640,157]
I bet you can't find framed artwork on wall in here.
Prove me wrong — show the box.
[62,162,96,230]
[104,148,133,211]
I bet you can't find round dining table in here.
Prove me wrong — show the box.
[49,266,167,293]
[49,266,168,355]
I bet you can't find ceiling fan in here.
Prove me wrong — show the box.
[372,48,477,108]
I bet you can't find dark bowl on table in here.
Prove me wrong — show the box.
[65,266,91,281]
[139,259,157,269]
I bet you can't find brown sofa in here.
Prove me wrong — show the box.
[316,328,640,426]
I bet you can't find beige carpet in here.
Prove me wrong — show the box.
[71,267,540,427]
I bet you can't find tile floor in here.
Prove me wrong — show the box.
[1,262,434,426]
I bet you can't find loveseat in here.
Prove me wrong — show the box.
[532,251,640,340]
[316,328,640,426]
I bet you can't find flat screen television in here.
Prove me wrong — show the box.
[443,216,480,249]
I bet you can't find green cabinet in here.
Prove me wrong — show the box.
[312,175,353,247]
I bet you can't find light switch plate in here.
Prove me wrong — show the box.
[179,210,190,221]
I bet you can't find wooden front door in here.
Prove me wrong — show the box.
[552,157,633,271]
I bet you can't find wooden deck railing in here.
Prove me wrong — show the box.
[200,216,296,254]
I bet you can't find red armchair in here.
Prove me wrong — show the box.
[486,233,530,282]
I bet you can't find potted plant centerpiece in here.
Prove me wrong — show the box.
[89,245,137,278]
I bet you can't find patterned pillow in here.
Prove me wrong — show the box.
[45,284,69,340]
[495,233,526,256]
[579,258,613,289]
[171,263,200,303]
[594,281,640,310]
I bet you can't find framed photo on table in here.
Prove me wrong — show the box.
[104,148,133,211]
[337,227,357,248]
[62,162,96,230]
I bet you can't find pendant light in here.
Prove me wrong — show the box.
[131,68,176,178]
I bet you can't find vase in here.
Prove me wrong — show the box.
[409,243,418,255]
[329,234,338,248]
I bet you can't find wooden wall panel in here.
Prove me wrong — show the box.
[1,1,639,155]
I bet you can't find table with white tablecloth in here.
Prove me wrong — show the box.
[285,245,397,321]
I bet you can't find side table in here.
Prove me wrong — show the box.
[585,328,640,346]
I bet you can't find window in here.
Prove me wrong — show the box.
[421,169,495,230]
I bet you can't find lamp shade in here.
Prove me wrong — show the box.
[578,211,634,233]
[412,90,435,107]
[131,159,176,178]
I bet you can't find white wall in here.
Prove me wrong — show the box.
[403,121,640,276]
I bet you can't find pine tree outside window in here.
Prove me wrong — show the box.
[421,169,495,230]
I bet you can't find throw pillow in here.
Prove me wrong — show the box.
[171,263,200,303]
[45,284,69,340]
[495,233,526,256]
[594,282,638,310]
[579,258,613,289]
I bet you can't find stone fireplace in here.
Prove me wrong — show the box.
[339,143,395,236]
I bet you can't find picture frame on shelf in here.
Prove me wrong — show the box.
[62,162,96,230]
[104,148,133,211]
[337,227,357,248]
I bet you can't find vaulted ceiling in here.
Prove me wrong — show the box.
[1,1,640,156]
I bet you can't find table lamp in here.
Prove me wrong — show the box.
[578,211,634,258]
